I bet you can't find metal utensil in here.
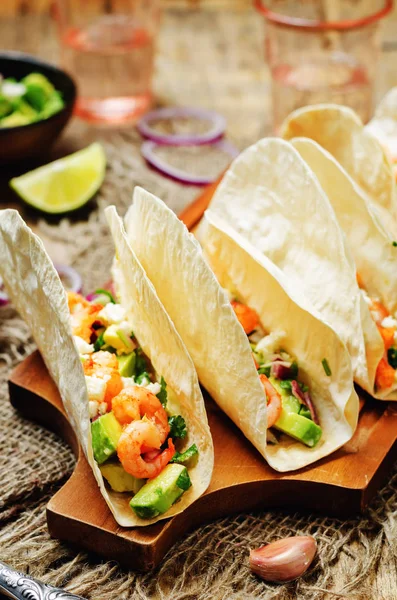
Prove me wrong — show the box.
[0,562,86,600]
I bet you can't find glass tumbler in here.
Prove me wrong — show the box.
[53,0,161,124]
[255,0,393,131]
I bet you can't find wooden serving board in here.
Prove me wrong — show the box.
[8,181,397,572]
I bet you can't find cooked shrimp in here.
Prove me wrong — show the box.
[231,300,259,334]
[117,419,175,479]
[112,386,170,443]
[68,291,102,342]
[260,374,282,429]
[369,299,390,325]
[83,351,123,408]
[376,357,395,390]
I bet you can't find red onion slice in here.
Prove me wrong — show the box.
[141,139,239,186]
[291,381,319,425]
[137,107,226,146]
[55,264,82,294]
[271,362,294,380]
[0,290,9,306]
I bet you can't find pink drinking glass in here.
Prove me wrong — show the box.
[53,0,161,125]
[255,0,393,131]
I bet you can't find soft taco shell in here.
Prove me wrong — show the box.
[292,137,397,400]
[203,210,358,471]
[280,104,397,228]
[125,187,268,459]
[125,188,357,471]
[0,208,213,526]
[208,137,381,395]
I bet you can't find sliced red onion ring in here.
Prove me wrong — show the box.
[0,290,9,306]
[141,139,239,186]
[271,362,294,380]
[55,264,82,294]
[291,381,319,425]
[137,107,226,146]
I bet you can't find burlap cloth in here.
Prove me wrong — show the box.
[1,7,397,600]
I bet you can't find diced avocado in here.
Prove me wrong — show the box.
[91,412,122,464]
[0,96,12,118]
[22,73,55,111]
[274,410,322,447]
[130,464,191,519]
[40,91,64,119]
[117,352,136,377]
[299,405,312,420]
[100,462,144,493]
[13,98,37,118]
[0,112,32,128]
[171,443,199,467]
[103,324,135,354]
[269,377,300,414]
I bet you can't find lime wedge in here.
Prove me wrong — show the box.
[10,143,106,214]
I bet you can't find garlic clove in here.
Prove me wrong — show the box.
[249,535,317,583]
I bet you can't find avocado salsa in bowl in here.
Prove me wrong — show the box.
[0,52,76,163]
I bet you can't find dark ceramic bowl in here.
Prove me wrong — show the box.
[0,52,77,164]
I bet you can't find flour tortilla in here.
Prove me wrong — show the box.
[367,87,397,161]
[292,137,397,400]
[208,137,381,396]
[125,188,358,471]
[280,104,397,232]
[0,208,213,527]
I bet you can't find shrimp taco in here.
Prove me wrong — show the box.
[124,187,358,472]
[207,137,383,398]
[279,103,397,232]
[0,208,213,526]
[291,137,397,400]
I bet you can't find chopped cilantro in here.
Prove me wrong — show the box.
[94,331,105,351]
[168,415,187,440]
[171,443,199,466]
[290,362,299,377]
[280,380,292,391]
[388,347,397,369]
[258,365,271,377]
[136,371,150,385]
[299,382,309,393]
[134,349,148,377]
[393,241,397,247]
[94,288,115,303]
[322,358,332,376]
[156,376,167,407]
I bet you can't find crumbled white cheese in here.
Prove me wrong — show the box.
[97,303,126,325]
[89,400,99,419]
[85,375,106,403]
[73,335,94,355]
[360,288,372,305]
[122,377,136,388]
[255,330,287,362]
[98,402,108,415]
[381,316,397,329]
[146,382,161,395]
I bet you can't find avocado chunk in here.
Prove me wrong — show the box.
[100,462,144,493]
[274,410,322,447]
[170,443,199,467]
[0,112,32,128]
[269,377,301,414]
[103,324,135,354]
[22,72,55,111]
[117,352,136,377]
[91,412,122,464]
[130,464,191,519]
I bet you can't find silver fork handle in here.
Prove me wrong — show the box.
[0,561,86,600]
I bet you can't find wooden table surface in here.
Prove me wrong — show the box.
[0,2,397,265]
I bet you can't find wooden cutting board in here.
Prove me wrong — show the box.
[8,181,397,572]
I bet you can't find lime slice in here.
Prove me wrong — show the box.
[10,143,106,214]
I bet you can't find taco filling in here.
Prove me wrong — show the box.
[68,290,196,519]
[230,299,322,448]
[358,280,397,392]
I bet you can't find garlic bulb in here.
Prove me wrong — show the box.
[249,535,317,583]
